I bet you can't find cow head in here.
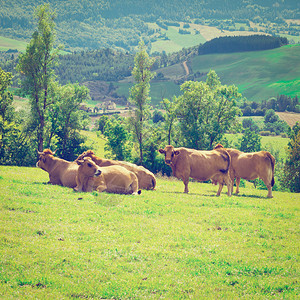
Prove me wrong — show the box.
[158,145,180,165]
[76,157,101,177]
[214,143,224,150]
[75,150,95,162]
[36,149,56,170]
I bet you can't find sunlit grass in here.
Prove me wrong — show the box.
[0,166,299,299]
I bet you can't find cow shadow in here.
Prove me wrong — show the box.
[158,190,224,197]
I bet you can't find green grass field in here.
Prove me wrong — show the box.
[119,44,300,105]
[0,165,299,299]
[151,27,206,54]
[190,44,300,101]
[0,35,28,52]
[115,81,181,106]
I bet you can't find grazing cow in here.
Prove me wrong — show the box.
[36,149,78,188]
[75,150,156,190]
[214,144,275,198]
[159,145,232,196]
[75,157,141,194]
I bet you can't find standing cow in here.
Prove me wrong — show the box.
[214,144,275,198]
[159,145,232,196]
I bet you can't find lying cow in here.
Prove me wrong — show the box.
[159,145,232,196]
[75,150,156,190]
[36,149,78,188]
[214,144,275,198]
[75,157,141,194]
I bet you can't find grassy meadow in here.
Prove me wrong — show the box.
[0,163,299,299]
[191,44,300,101]
[0,35,28,52]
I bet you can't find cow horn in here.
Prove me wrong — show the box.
[37,150,44,155]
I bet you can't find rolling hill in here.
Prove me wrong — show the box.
[114,44,300,104]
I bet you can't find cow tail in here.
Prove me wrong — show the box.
[219,149,231,174]
[266,152,275,187]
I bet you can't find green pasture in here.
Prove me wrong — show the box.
[0,165,299,299]
[151,27,206,54]
[225,133,289,159]
[191,44,300,101]
[0,35,28,52]
[81,130,106,158]
[115,81,181,106]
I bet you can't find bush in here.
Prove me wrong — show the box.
[260,131,272,136]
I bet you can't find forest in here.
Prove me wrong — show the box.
[0,0,299,52]
[198,35,288,54]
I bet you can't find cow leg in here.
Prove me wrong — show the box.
[183,178,189,193]
[235,177,241,194]
[96,183,107,193]
[216,183,223,196]
[224,176,232,197]
[264,179,273,198]
[266,185,273,198]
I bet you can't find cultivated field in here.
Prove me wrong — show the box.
[0,165,299,299]
[276,112,300,128]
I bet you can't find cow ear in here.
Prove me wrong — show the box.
[158,149,165,154]
[174,150,180,156]
[76,159,84,165]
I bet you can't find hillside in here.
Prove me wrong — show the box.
[113,44,300,104]
[0,0,299,52]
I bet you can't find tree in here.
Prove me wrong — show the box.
[281,123,300,192]
[264,109,278,124]
[103,116,132,161]
[242,118,259,133]
[17,4,59,152]
[162,97,178,145]
[45,82,90,160]
[128,40,155,164]
[0,68,14,162]
[264,109,289,135]
[239,128,261,152]
[0,68,36,166]
[175,70,241,149]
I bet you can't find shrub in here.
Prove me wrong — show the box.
[260,131,271,136]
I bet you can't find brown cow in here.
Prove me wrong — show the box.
[214,144,275,198]
[36,149,78,188]
[75,150,156,190]
[159,145,232,196]
[75,157,141,194]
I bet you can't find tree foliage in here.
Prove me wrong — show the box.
[103,116,132,161]
[239,128,261,152]
[280,123,300,193]
[17,4,59,152]
[174,70,242,149]
[128,41,155,164]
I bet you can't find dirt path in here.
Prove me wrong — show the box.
[182,61,189,76]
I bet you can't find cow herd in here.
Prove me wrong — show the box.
[36,144,275,198]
